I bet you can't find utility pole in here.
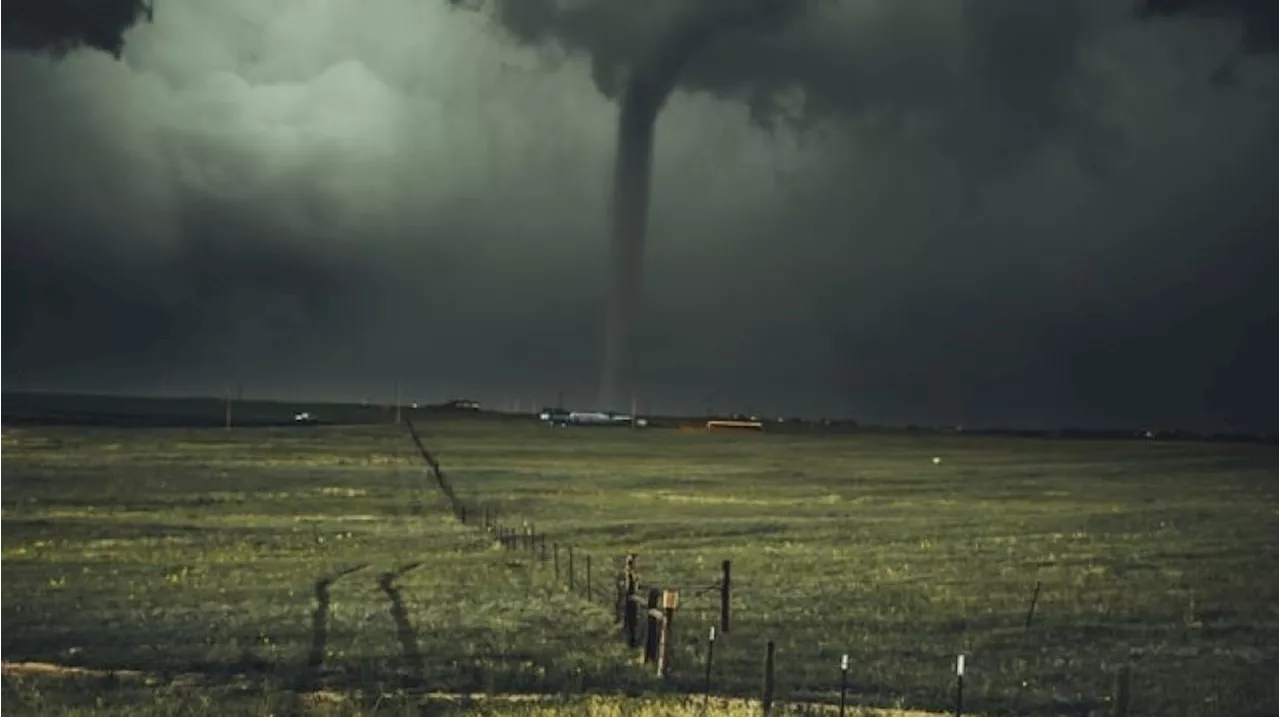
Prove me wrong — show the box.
[224,382,233,430]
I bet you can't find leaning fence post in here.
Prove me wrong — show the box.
[459,505,466,525]
[721,559,732,633]
[761,640,775,717]
[1024,580,1042,630]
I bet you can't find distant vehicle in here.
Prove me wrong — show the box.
[705,419,763,432]
[539,407,572,425]
[539,409,647,428]
[441,399,481,410]
[569,411,620,426]
[293,411,319,425]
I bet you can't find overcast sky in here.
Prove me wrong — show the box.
[3,0,1275,431]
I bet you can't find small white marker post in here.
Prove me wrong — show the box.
[839,653,850,717]
[656,589,679,677]
[703,626,716,709]
[955,654,965,717]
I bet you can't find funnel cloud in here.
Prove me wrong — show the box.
[599,1,805,411]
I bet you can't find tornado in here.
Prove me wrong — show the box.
[597,16,721,412]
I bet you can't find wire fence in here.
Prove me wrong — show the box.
[399,418,1247,717]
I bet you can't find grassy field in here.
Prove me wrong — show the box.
[2,416,1276,716]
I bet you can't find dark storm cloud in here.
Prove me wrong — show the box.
[465,0,1107,177]
[3,0,153,58]
[2,1,1275,431]
[1137,0,1278,53]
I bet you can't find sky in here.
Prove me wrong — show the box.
[2,0,1276,432]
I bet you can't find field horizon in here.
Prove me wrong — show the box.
[2,395,1276,715]
[3,390,1273,444]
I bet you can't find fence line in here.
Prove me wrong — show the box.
[398,420,1144,717]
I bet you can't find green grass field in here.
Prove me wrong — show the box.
[2,417,1276,716]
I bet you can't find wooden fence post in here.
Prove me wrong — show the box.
[615,565,625,623]
[568,546,575,592]
[657,589,678,678]
[761,640,775,717]
[721,559,732,633]
[1114,663,1131,717]
[553,543,560,582]
[643,588,661,664]
[586,554,592,599]
[622,555,639,647]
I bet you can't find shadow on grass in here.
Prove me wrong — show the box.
[377,562,427,678]
[296,563,369,690]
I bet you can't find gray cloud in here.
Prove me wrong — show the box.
[466,0,1112,177]
[2,1,1275,431]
